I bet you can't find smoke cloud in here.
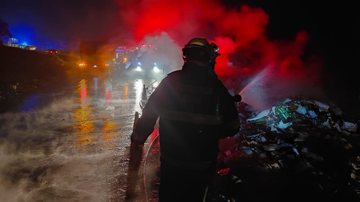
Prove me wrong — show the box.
[140,32,183,73]
[116,0,324,110]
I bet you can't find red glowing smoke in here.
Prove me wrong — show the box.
[117,0,323,107]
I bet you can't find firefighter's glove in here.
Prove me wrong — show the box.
[130,132,145,146]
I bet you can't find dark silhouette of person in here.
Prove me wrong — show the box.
[131,37,240,202]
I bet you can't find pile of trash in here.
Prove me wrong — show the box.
[214,97,360,202]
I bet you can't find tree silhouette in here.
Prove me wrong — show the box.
[0,18,12,43]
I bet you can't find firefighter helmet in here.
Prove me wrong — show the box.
[182,38,220,64]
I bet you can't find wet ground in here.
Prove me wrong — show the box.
[1,69,358,202]
[0,73,160,202]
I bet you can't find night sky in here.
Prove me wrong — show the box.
[1,1,359,56]
[0,0,119,49]
[1,0,359,117]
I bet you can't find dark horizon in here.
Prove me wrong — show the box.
[0,0,120,50]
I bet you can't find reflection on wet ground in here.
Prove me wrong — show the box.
[0,75,159,202]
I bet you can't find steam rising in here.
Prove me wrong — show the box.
[116,0,323,109]
[0,98,128,202]
[141,32,183,73]
[240,66,325,110]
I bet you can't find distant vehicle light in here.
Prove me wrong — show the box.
[135,66,142,72]
[78,62,86,68]
[93,65,98,68]
[153,63,160,73]
[105,63,110,67]
[48,49,58,54]
[135,62,142,71]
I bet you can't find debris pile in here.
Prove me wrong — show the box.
[215,97,360,201]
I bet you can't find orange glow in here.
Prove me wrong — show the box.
[123,83,129,99]
[105,81,112,106]
[78,62,87,68]
[79,79,87,105]
[102,118,119,149]
[123,57,128,63]
[74,106,94,146]
[103,119,117,133]
[74,79,94,148]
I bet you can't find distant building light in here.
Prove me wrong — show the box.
[4,43,19,48]
[25,45,37,51]
[8,38,18,44]
[3,38,19,48]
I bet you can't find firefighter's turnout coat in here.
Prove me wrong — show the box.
[132,61,240,169]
